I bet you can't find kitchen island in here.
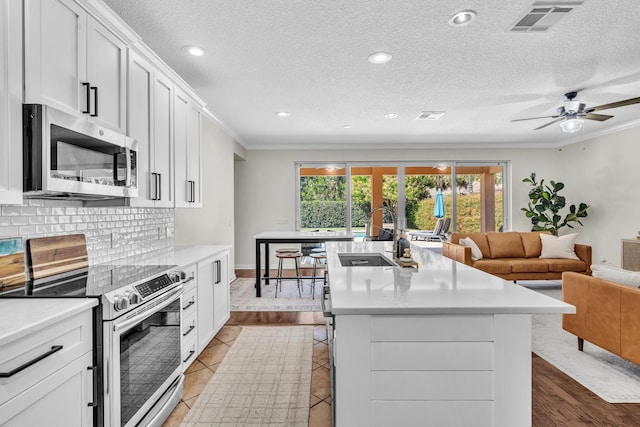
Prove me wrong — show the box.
[325,241,574,427]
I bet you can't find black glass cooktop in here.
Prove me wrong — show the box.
[0,264,176,298]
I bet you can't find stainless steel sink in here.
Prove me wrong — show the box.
[338,253,395,267]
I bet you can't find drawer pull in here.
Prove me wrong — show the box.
[183,350,196,364]
[183,325,196,337]
[87,365,98,407]
[0,345,63,378]
[182,299,195,311]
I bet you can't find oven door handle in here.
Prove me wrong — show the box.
[113,286,183,333]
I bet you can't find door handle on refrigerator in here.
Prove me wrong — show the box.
[158,173,162,200]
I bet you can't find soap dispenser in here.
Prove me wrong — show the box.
[397,232,410,259]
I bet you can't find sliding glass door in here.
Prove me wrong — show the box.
[296,161,508,236]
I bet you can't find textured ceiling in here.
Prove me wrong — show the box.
[102,0,640,150]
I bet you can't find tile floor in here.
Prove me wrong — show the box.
[162,324,331,427]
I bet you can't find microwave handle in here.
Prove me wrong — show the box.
[125,148,132,188]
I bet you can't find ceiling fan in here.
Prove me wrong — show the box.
[511,91,640,133]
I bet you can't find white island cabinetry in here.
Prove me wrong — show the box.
[0,299,98,427]
[326,241,574,427]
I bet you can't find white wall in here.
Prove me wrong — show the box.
[175,115,236,271]
[233,147,563,269]
[557,126,640,266]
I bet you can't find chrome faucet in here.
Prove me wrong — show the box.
[370,203,398,258]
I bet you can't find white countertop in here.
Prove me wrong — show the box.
[105,244,232,267]
[326,241,575,315]
[0,299,98,347]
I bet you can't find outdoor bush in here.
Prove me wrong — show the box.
[300,201,370,228]
[414,193,503,232]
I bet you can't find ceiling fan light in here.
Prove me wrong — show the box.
[560,118,584,133]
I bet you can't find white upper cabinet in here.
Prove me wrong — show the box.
[127,52,176,208]
[24,0,127,133]
[0,0,23,205]
[152,72,175,208]
[174,89,202,208]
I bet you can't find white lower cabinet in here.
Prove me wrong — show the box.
[0,306,95,427]
[196,250,230,353]
[334,314,532,427]
[180,263,198,370]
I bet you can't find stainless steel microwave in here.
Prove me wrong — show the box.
[23,104,138,199]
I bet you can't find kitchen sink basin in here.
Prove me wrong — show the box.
[338,253,395,267]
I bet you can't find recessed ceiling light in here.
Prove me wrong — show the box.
[343,124,352,129]
[183,45,205,56]
[276,111,291,117]
[385,113,399,119]
[368,52,392,64]
[449,10,477,26]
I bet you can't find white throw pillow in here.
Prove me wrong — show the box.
[459,237,483,261]
[592,264,640,288]
[539,233,579,260]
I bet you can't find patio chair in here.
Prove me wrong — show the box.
[408,218,444,241]
[426,217,451,242]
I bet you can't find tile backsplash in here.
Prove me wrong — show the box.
[0,199,174,264]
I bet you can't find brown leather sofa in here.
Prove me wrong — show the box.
[562,271,640,365]
[442,231,592,280]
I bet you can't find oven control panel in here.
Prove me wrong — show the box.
[107,270,186,312]
[135,274,176,299]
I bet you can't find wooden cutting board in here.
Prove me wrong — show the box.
[0,237,26,292]
[27,234,89,280]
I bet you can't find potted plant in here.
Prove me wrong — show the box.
[522,173,589,236]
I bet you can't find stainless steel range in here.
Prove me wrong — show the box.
[1,238,186,427]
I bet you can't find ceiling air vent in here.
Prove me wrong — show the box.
[416,111,445,121]
[509,1,583,33]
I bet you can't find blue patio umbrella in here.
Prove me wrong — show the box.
[434,188,445,219]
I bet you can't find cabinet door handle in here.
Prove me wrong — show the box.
[182,299,195,311]
[183,324,196,337]
[158,173,162,200]
[90,86,98,117]
[183,350,196,363]
[151,173,158,200]
[82,83,91,114]
[0,345,63,378]
[87,365,98,407]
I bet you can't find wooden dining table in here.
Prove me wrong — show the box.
[253,231,355,297]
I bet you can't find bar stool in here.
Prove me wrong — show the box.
[309,252,326,299]
[275,251,303,298]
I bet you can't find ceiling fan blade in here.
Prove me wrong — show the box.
[585,97,640,112]
[583,113,613,122]
[511,115,560,122]
[533,117,565,130]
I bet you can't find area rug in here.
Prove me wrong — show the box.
[181,326,313,426]
[532,311,640,403]
[230,278,322,311]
